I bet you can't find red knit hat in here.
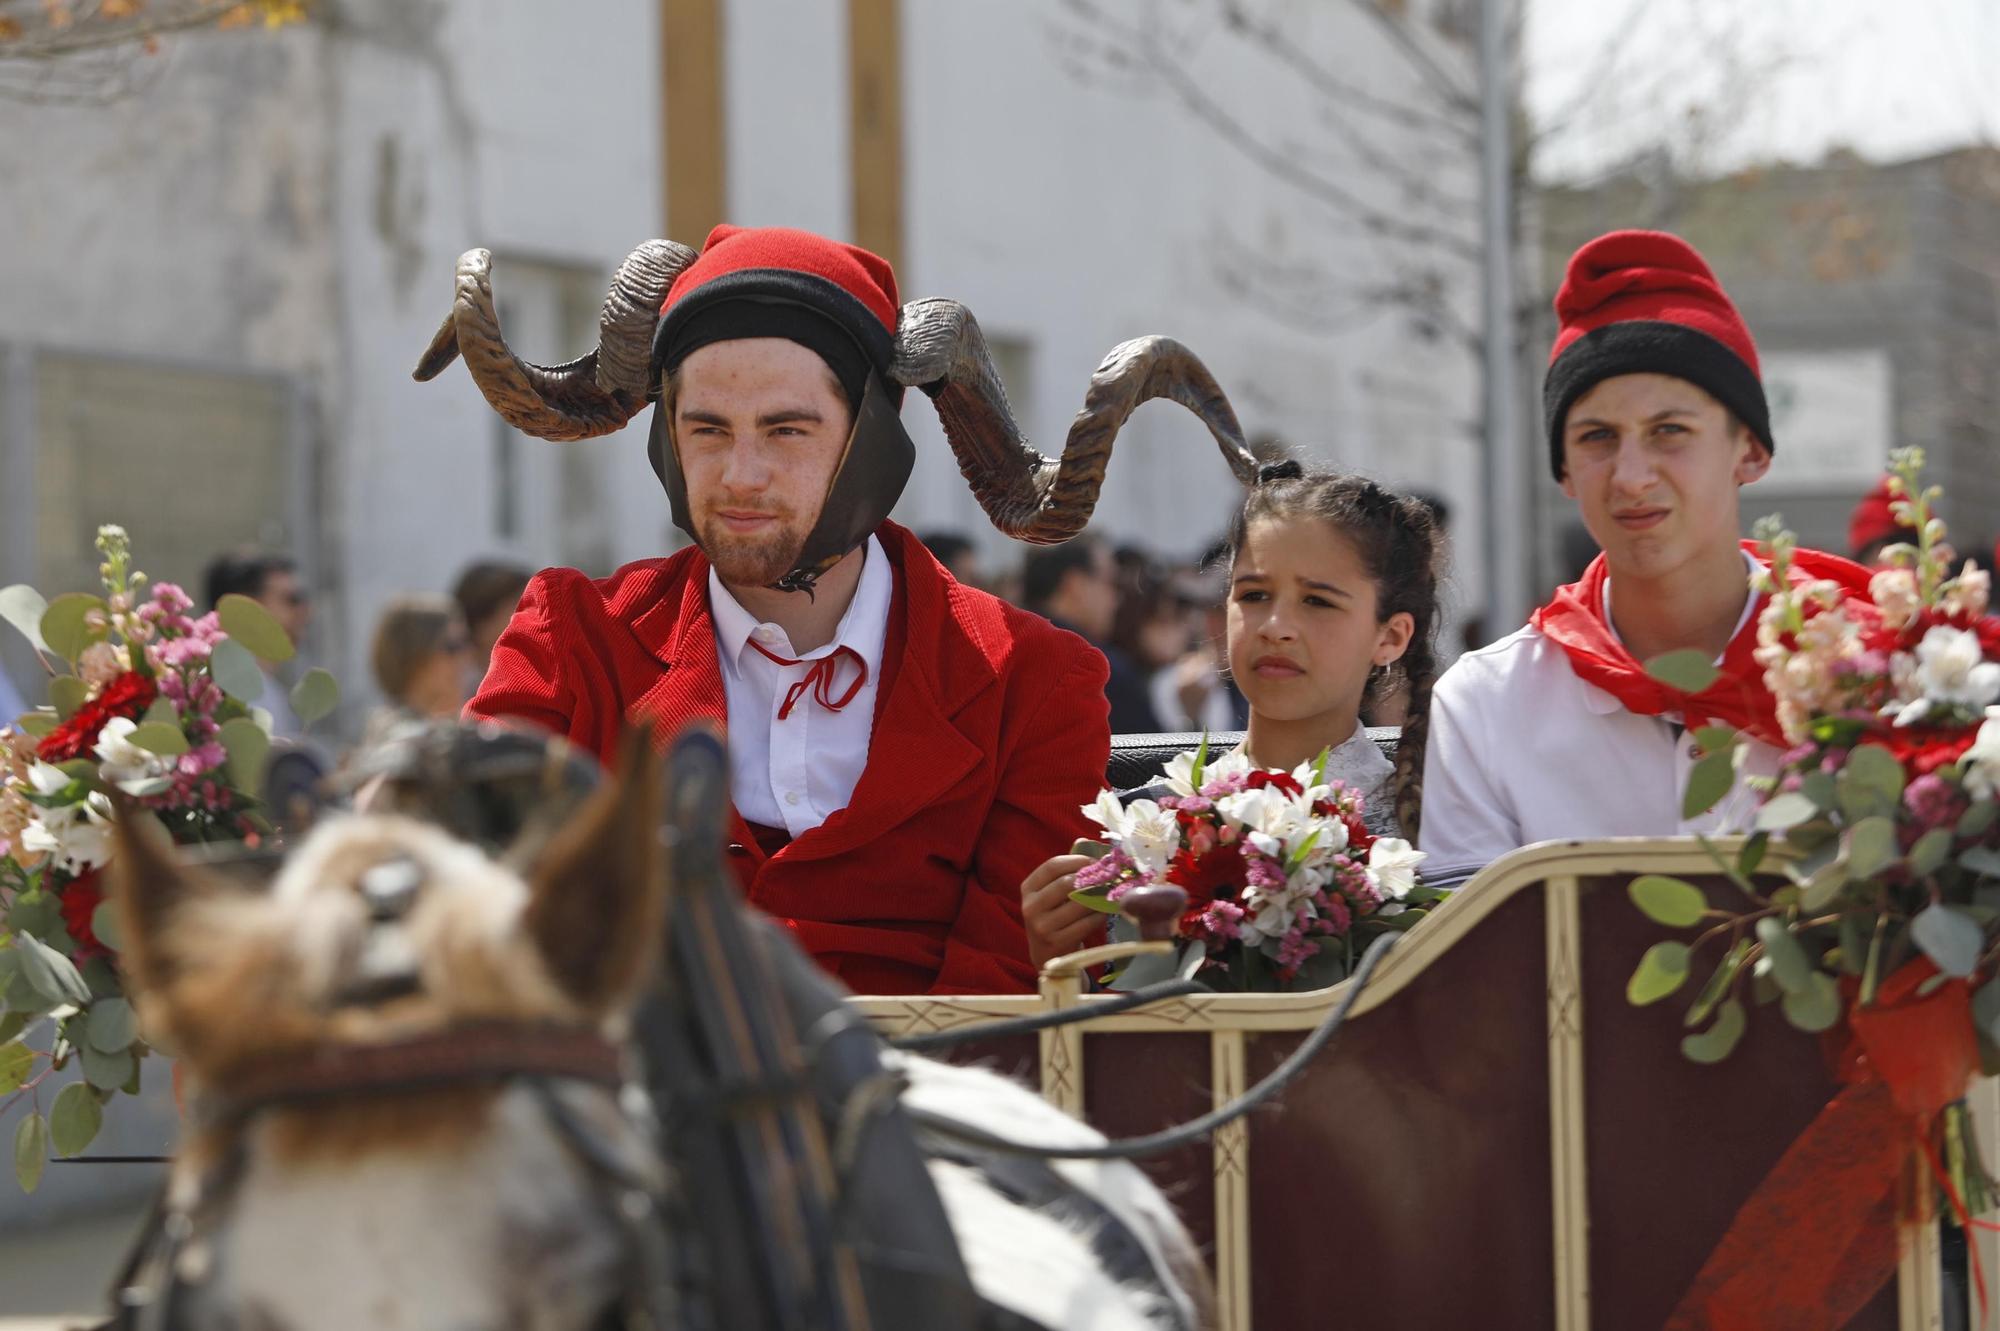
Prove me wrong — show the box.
[1847,476,1913,559]
[1543,230,1772,480]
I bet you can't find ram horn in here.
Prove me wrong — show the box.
[413,240,698,441]
[890,299,1259,543]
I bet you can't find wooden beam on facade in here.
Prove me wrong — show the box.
[847,0,903,271]
[661,0,726,243]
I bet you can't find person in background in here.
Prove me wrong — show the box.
[1112,566,1197,728]
[203,549,312,739]
[1022,534,1162,733]
[1149,560,1246,734]
[0,659,23,726]
[452,559,535,674]
[1848,475,1919,568]
[916,530,987,591]
[363,594,474,747]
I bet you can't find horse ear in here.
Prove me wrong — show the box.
[106,798,218,1001]
[523,723,665,1015]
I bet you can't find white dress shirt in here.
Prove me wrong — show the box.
[1419,553,1779,884]
[709,535,893,838]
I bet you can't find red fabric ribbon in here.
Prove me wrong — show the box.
[746,638,868,721]
[1667,958,1979,1330]
[1530,540,1874,747]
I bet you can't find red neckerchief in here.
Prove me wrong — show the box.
[1530,539,1873,747]
[745,637,869,721]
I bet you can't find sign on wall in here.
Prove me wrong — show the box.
[1760,348,1895,491]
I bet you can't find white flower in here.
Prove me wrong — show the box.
[1161,750,1202,799]
[1966,708,2000,802]
[1870,568,1921,632]
[1367,837,1427,901]
[1119,799,1184,877]
[1913,625,2000,710]
[19,795,113,873]
[1083,789,1129,835]
[1943,563,1992,622]
[25,761,76,800]
[93,717,173,786]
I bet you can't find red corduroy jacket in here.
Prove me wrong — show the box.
[466,522,1111,995]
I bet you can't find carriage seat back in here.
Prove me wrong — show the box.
[1106,728,1401,792]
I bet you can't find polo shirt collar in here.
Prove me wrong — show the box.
[1584,547,1761,716]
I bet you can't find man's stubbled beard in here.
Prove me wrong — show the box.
[697,510,809,589]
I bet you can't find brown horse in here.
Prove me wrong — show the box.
[107,727,1207,1330]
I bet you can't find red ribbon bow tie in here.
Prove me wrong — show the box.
[746,638,869,721]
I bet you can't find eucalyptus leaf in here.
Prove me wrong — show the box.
[48,675,85,721]
[38,593,108,664]
[1961,802,1999,841]
[1799,856,1853,912]
[1646,649,1721,695]
[1975,977,2000,1047]
[1755,917,1814,995]
[0,1040,31,1095]
[78,1044,133,1093]
[1687,939,1753,1028]
[1838,913,1868,975]
[1693,725,1739,755]
[1681,998,1748,1064]
[1755,793,1820,832]
[13,711,56,739]
[1629,875,1708,928]
[48,1081,102,1156]
[1627,941,1691,1006]
[87,903,123,956]
[14,934,88,1007]
[218,716,271,794]
[1963,847,2000,881]
[0,1012,25,1046]
[289,668,339,726]
[125,722,188,757]
[84,998,136,1054]
[1683,749,1737,819]
[1845,816,1899,880]
[209,638,265,702]
[216,594,295,663]
[14,1111,46,1192]
[1781,971,1842,1033]
[1801,771,1838,812]
[1737,832,1770,880]
[1910,905,1984,978]
[1909,827,1956,879]
[1845,744,1907,803]
[0,584,50,654]
[140,697,178,727]
[8,891,60,941]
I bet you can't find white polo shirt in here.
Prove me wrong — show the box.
[1419,561,1780,884]
[709,535,893,838]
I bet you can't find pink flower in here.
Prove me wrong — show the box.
[1195,900,1244,941]
[1276,931,1319,969]
[150,583,193,616]
[1902,772,1965,831]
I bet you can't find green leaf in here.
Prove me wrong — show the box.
[209,638,265,702]
[218,716,271,794]
[14,1111,46,1192]
[1845,816,1899,880]
[1683,749,1738,819]
[1845,743,1907,803]
[1781,971,1842,1033]
[1975,977,2000,1046]
[1629,875,1708,928]
[8,890,60,942]
[88,901,123,955]
[216,594,295,663]
[1755,793,1820,832]
[125,721,188,757]
[1189,733,1209,790]
[290,668,339,727]
[1693,725,1739,756]
[0,1040,32,1094]
[38,593,108,664]
[1687,939,1753,1028]
[0,584,50,654]
[1801,771,1838,811]
[80,957,120,1001]
[1682,998,1748,1063]
[0,1013,26,1046]
[1800,856,1853,912]
[48,1082,102,1157]
[140,697,179,727]
[1646,649,1721,695]
[1961,802,1999,841]
[13,711,56,739]
[1963,847,2000,881]
[1756,917,1815,995]
[1910,827,1956,879]
[1839,913,1869,975]
[1067,887,1125,915]
[84,998,136,1054]
[48,675,86,721]
[78,1044,133,1093]
[1627,941,1692,1005]
[1737,832,1770,880]
[1910,905,1984,978]
[14,934,88,1007]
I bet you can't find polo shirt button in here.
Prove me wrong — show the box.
[785,791,800,806]
[1687,743,1702,760]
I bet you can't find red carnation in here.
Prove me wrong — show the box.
[1245,769,1305,797]
[1876,728,1979,779]
[36,670,157,764]
[58,867,107,964]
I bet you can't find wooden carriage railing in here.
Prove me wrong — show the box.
[853,837,2000,1331]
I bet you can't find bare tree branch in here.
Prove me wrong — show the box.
[1343,0,1477,109]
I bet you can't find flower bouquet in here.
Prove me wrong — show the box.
[1623,449,2000,1318]
[0,526,337,1190]
[1068,741,1439,991]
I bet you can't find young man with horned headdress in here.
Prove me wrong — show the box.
[421,225,1254,993]
[1419,231,1872,883]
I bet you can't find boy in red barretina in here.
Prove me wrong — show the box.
[416,224,1254,993]
[1420,230,1873,883]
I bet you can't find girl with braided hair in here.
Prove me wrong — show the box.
[1019,460,1444,966]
